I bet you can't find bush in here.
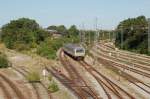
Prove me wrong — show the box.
[37,38,63,59]
[13,42,30,51]
[0,53,9,68]
[37,42,56,59]
[36,36,80,60]
[48,75,52,81]
[27,71,41,82]
[1,18,49,51]
[48,82,59,93]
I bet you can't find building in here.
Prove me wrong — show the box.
[45,29,63,38]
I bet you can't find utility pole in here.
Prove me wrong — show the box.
[94,17,98,43]
[79,25,82,44]
[93,17,99,65]
[82,23,86,46]
[148,18,150,53]
[79,23,85,46]
[95,17,100,43]
[88,30,91,47]
[121,26,124,49]
[109,31,111,42]
[113,31,116,43]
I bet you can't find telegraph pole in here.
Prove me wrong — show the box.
[113,31,116,43]
[95,17,100,43]
[79,25,82,44]
[79,23,85,45]
[88,29,91,47]
[109,31,111,41]
[121,27,123,49]
[148,18,150,53]
[93,17,99,65]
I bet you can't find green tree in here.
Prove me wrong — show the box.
[35,29,50,44]
[1,18,48,50]
[47,25,57,30]
[115,16,148,54]
[57,25,67,35]
[68,25,79,37]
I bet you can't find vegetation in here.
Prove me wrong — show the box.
[27,71,41,82]
[0,52,9,68]
[3,16,145,60]
[1,18,49,51]
[115,16,149,55]
[0,18,81,59]
[48,75,52,81]
[37,25,80,59]
[48,81,59,93]
[37,36,79,59]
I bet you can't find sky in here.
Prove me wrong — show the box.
[0,0,150,30]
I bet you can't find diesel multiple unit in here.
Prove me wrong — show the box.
[63,43,85,60]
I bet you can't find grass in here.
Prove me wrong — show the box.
[48,81,59,93]
[26,71,41,83]
[48,75,52,81]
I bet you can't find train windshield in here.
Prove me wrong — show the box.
[76,49,84,53]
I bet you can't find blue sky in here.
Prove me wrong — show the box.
[0,0,150,30]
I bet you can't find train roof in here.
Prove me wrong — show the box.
[64,43,84,49]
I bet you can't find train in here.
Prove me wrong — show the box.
[63,43,85,60]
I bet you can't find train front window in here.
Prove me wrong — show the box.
[76,49,84,53]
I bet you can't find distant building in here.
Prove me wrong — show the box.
[45,29,63,38]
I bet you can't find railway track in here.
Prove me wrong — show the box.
[60,47,135,98]
[12,66,51,99]
[79,61,135,99]
[46,67,91,99]
[12,67,41,99]
[0,80,10,99]
[59,50,100,99]
[91,50,150,96]
[97,56,150,95]
[97,45,150,72]
[0,71,26,99]
[95,45,150,74]
[93,48,150,79]
[99,43,150,65]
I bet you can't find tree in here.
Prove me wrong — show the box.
[57,25,67,34]
[47,25,57,30]
[68,25,79,37]
[35,29,49,44]
[115,16,148,54]
[1,18,48,50]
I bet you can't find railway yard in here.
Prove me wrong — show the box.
[0,42,150,99]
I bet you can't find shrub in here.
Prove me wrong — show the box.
[48,81,59,93]
[1,18,49,51]
[13,42,30,51]
[27,71,41,82]
[37,42,56,59]
[0,52,9,68]
[48,75,52,81]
